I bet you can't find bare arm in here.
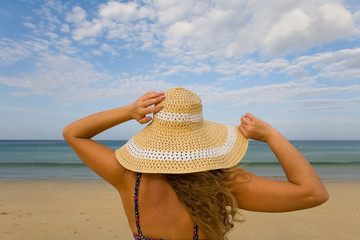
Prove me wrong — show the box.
[233,113,329,212]
[62,92,164,188]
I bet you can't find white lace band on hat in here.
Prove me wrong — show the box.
[125,126,237,161]
[154,110,203,123]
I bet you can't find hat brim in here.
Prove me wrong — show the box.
[115,120,248,174]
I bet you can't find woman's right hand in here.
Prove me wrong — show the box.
[128,91,165,124]
[239,113,278,142]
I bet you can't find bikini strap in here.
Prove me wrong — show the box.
[193,224,199,240]
[134,172,143,235]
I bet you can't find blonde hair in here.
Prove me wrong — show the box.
[165,167,249,240]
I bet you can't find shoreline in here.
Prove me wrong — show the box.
[1,180,360,240]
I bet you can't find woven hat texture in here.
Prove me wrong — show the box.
[115,87,248,174]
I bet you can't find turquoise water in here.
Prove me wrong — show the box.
[243,140,360,179]
[0,140,359,180]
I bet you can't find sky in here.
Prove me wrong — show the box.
[0,0,359,140]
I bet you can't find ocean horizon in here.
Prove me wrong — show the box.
[1,140,359,181]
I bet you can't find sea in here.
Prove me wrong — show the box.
[0,140,359,181]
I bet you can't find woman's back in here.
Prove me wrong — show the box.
[120,171,207,240]
[63,88,328,240]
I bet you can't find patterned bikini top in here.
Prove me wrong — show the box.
[133,172,199,240]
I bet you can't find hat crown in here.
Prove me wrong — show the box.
[153,87,203,127]
[161,87,202,115]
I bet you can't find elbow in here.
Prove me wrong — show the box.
[317,188,330,205]
[62,127,69,142]
[62,125,73,142]
[309,186,329,207]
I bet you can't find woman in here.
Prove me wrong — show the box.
[63,87,328,240]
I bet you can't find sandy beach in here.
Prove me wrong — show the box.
[1,180,359,240]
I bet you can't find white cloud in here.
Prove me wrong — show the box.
[23,22,36,29]
[287,48,360,80]
[152,47,360,85]
[0,53,174,102]
[66,6,106,41]
[236,59,289,76]
[106,22,131,40]
[67,2,156,42]
[60,0,358,63]
[319,63,360,81]
[99,2,138,21]
[290,48,360,69]
[291,97,360,109]
[0,38,32,65]
[187,80,360,113]
[0,54,111,94]
[99,1,154,22]
[2,1,360,103]
[66,6,87,24]
[157,0,357,58]
[262,3,353,55]
[353,7,360,37]
[60,24,70,32]
[164,21,194,48]
[72,19,107,40]
[263,9,312,53]
[154,0,194,25]
[0,38,50,65]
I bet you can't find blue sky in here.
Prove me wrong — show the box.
[0,0,359,140]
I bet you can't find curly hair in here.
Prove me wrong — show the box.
[165,167,250,240]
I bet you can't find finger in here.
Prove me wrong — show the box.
[241,115,250,125]
[138,116,152,124]
[143,104,164,114]
[143,94,165,107]
[240,122,250,132]
[245,112,255,121]
[142,91,157,98]
[142,91,164,102]
[238,125,249,139]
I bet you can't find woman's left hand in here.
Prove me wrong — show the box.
[128,91,165,124]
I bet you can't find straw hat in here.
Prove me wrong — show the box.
[115,87,248,174]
